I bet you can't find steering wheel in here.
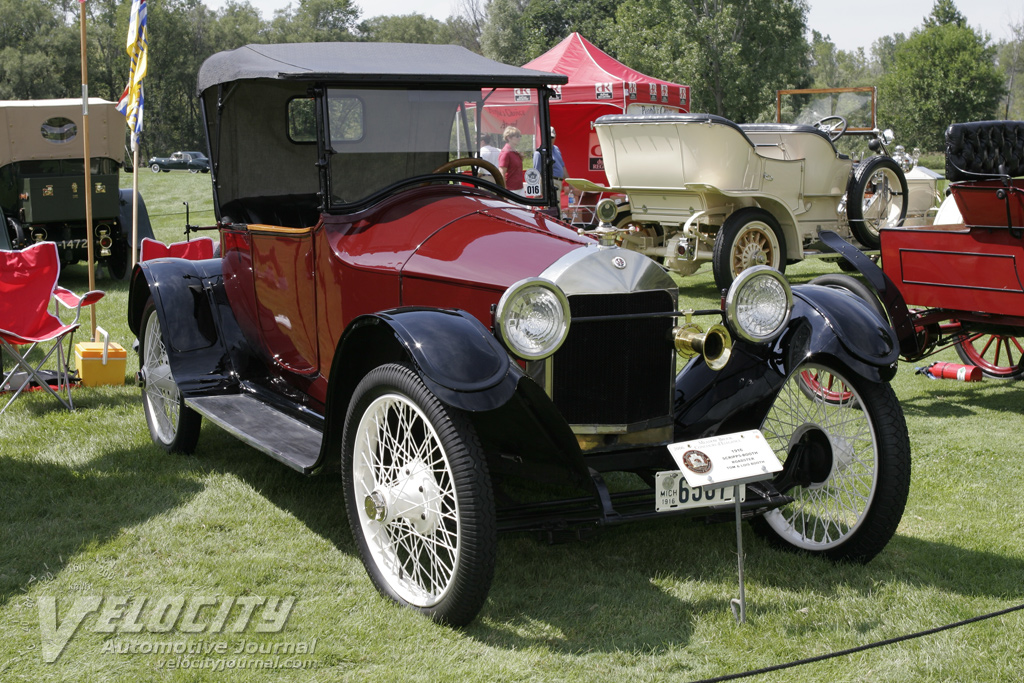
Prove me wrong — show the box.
[813,115,848,142]
[433,157,505,189]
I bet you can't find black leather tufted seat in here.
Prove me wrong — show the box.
[945,120,1024,181]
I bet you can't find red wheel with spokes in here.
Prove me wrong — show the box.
[954,333,1024,379]
[798,368,855,405]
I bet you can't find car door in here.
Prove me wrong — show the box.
[248,224,319,377]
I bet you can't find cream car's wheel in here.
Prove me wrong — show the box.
[753,363,910,562]
[139,300,201,453]
[712,207,786,290]
[847,157,908,249]
[342,363,496,626]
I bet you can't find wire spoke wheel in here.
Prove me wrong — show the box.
[343,363,495,625]
[955,332,1024,379]
[139,300,201,453]
[753,363,910,562]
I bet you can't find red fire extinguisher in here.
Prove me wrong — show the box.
[918,362,983,382]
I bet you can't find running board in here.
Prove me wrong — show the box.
[186,394,323,474]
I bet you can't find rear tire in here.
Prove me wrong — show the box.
[752,363,910,563]
[954,333,1024,379]
[139,300,202,453]
[712,207,786,290]
[847,157,908,249]
[342,363,496,626]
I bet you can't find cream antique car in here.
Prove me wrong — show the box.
[568,87,943,288]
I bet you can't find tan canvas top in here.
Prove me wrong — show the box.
[0,98,125,166]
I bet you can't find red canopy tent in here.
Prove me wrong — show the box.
[522,33,690,185]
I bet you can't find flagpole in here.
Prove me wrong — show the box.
[131,143,139,270]
[79,0,97,340]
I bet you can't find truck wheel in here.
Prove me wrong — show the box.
[106,237,131,280]
[954,333,1024,379]
[150,163,161,173]
[342,363,496,626]
[712,207,786,290]
[752,363,910,563]
[139,300,202,453]
[847,157,908,249]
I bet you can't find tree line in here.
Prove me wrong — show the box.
[0,0,1014,159]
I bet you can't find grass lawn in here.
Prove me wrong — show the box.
[2,172,1022,682]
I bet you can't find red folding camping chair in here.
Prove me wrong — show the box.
[139,236,216,262]
[0,241,105,414]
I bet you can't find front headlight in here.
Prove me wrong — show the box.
[724,266,793,343]
[495,278,571,360]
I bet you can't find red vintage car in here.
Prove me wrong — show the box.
[818,120,1024,380]
[127,43,911,625]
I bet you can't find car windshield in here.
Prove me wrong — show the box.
[309,87,548,207]
[777,87,876,132]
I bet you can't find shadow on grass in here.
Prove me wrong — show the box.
[0,448,204,607]
[463,517,1024,654]
[893,381,1024,418]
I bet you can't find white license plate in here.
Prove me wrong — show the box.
[655,471,744,512]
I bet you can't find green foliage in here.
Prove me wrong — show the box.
[809,31,869,89]
[879,12,1004,151]
[610,0,810,122]
[481,0,623,65]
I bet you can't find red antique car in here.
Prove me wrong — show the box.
[127,43,911,625]
[819,120,1024,379]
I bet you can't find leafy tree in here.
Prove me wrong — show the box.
[358,13,447,43]
[481,0,623,65]
[610,0,810,122]
[269,0,359,43]
[878,0,1003,150]
[809,31,868,89]
[998,19,1024,120]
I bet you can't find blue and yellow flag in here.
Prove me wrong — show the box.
[116,0,147,149]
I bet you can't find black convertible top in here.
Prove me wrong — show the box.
[197,42,567,94]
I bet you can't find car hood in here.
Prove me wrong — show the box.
[402,203,590,292]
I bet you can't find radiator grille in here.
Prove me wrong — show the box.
[551,291,675,426]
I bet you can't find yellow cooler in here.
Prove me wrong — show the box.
[75,329,127,386]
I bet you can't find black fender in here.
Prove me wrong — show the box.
[818,230,920,357]
[674,288,899,439]
[118,188,156,247]
[127,257,247,395]
[329,308,521,415]
[322,307,597,501]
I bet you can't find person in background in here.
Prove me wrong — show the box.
[498,126,525,194]
[479,133,501,183]
[533,126,566,204]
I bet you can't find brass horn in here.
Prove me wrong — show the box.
[673,313,732,371]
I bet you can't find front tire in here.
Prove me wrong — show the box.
[753,363,910,563]
[847,157,908,249]
[342,363,496,626]
[712,207,786,290]
[150,163,161,173]
[139,300,202,453]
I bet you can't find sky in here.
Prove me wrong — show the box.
[203,0,1020,53]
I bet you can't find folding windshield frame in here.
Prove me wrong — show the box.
[313,83,557,213]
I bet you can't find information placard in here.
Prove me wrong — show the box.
[667,429,782,489]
